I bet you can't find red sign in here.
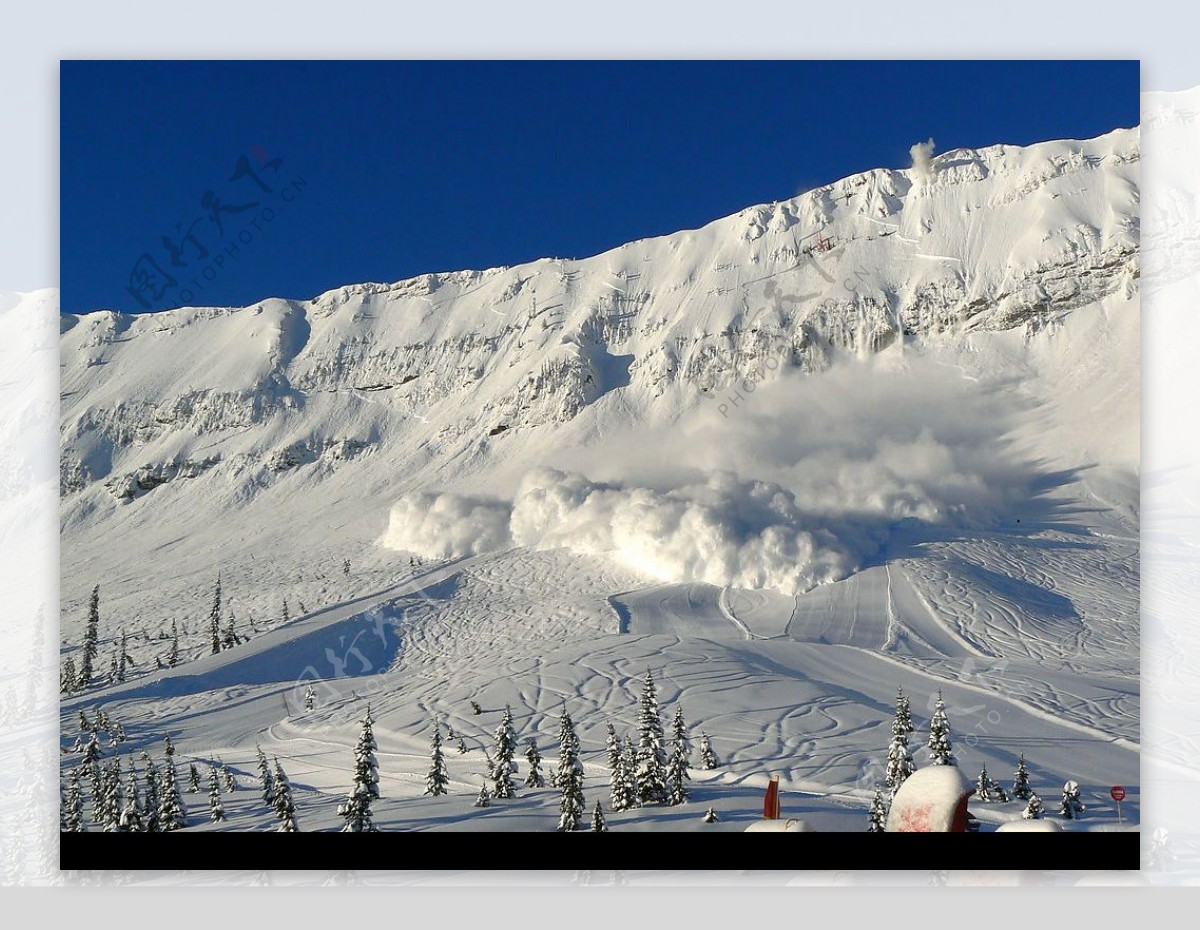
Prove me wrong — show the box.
[1111,786,1126,801]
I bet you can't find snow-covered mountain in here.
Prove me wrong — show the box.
[59,128,1140,832]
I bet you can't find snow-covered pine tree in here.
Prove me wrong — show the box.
[208,768,225,823]
[221,610,240,650]
[635,669,667,804]
[142,756,161,832]
[60,656,77,695]
[63,768,84,832]
[272,758,299,831]
[167,620,179,669]
[989,772,1009,803]
[158,757,188,831]
[79,584,100,688]
[926,691,955,766]
[492,704,517,799]
[256,745,274,805]
[1060,780,1086,820]
[164,735,175,758]
[698,733,719,770]
[116,628,130,683]
[1022,791,1044,819]
[1012,753,1032,800]
[609,748,630,812]
[219,758,238,792]
[338,707,380,832]
[100,759,124,832]
[121,768,143,832]
[524,740,545,789]
[282,599,290,624]
[975,766,993,802]
[590,800,607,832]
[556,710,586,831]
[605,722,620,771]
[885,691,916,794]
[424,724,449,796]
[304,685,316,712]
[187,763,202,794]
[868,788,888,832]
[665,705,691,806]
[474,784,491,807]
[209,576,222,655]
[703,807,718,823]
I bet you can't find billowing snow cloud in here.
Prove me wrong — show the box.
[380,357,1031,596]
[910,137,936,182]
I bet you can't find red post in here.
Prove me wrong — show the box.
[763,774,781,820]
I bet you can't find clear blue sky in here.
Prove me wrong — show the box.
[60,60,1138,314]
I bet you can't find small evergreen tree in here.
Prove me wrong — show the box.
[158,757,188,831]
[868,788,888,832]
[698,733,719,770]
[209,576,223,655]
[556,710,586,831]
[208,768,226,823]
[63,768,84,832]
[605,722,621,771]
[187,763,203,794]
[79,584,101,688]
[142,756,161,832]
[120,768,143,832]
[703,807,718,823]
[219,758,238,792]
[60,656,78,695]
[167,620,179,668]
[590,800,607,832]
[99,760,124,832]
[926,691,955,766]
[304,685,316,712]
[282,599,290,625]
[1060,780,1086,820]
[474,784,491,808]
[665,705,691,806]
[424,725,449,796]
[1012,753,1032,800]
[885,689,916,794]
[222,611,241,650]
[272,758,299,831]
[976,766,993,802]
[338,707,379,832]
[256,745,274,805]
[1022,792,1044,820]
[524,740,545,789]
[635,670,667,804]
[492,704,517,799]
[116,628,130,682]
[609,749,635,813]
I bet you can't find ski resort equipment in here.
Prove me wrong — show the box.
[885,766,975,832]
[763,774,781,819]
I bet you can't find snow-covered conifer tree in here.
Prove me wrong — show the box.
[158,757,187,831]
[665,704,691,806]
[926,691,955,766]
[79,584,101,687]
[273,758,299,831]
[256,745,274,805]
[63,768,84,833]
[492,704,517,799]
[635,670,667,804]
[976,766,993,802]
[474,784,490,808]
[1022,792,1044,820]
[868,788,888,833]
[524,740,545,789]
[556,710,585,831]
[208,768,225,823]
[167,620,179,669]
[187,763,202,794]
[1060,780,1086,820]
[1012,753,1032,800]
[605,722,621,771]
[209,576,222,655]
[590,800,607,832]
[698,733,719,770]
[338,707,379,832]
[424,724,449,796]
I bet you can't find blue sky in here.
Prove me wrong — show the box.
[60,60,1138,314]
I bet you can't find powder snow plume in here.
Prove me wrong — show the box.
[380,358,1034,596]
[910,137,936,182]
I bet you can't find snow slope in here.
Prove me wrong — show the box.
[59,128,1139,831]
